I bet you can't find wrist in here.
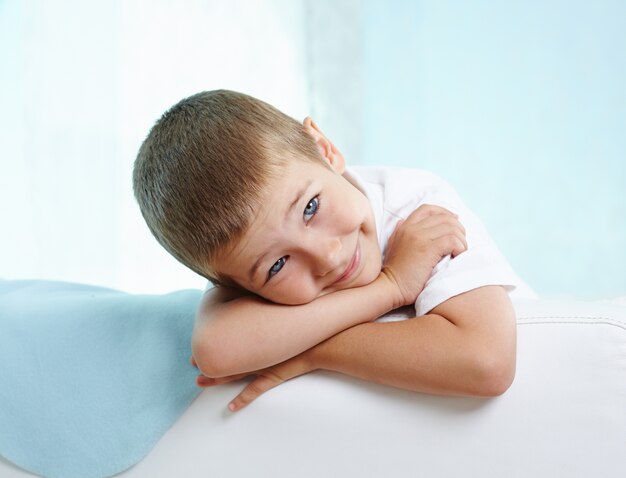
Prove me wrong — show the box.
[377,267,409,309]
[305,341,326,370]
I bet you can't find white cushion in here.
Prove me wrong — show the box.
[2,298,625,478]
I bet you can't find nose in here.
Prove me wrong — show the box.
[307,234,342,277]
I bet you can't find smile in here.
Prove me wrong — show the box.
[333,239,361,285]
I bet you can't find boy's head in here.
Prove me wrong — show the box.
[133,90,381,304]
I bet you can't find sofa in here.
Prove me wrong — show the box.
[1,285,625,478]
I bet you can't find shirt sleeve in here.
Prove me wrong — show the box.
[411,175,532,316]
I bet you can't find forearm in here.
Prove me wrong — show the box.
[309,316,478,395]
[309,286,517,397]
[193,275,400,377]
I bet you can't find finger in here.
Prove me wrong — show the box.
[228,354,316,411]
[404,215,466,238]
[404,204,458,224]
[412,219,466,254]
[228,371,284,412]
[450,236,468,257]
[402,213,464,237]
[435,234,468,258]
[196,372,249,388]
[392,210,460,238]
[427,222,466,244]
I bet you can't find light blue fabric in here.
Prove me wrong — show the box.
[0,279,203,478]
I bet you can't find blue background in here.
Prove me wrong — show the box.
[1,0,624,299]
[361,0,625,298]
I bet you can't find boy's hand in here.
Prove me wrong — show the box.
[381,204,467,307]
[191,351,318,412]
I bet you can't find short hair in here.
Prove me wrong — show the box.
[132,90,322,284]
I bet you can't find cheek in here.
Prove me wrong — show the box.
[331,194,366,230]
[358,238,382,285]
[269,274,319,305]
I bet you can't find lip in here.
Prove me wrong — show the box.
[333,239,361,286]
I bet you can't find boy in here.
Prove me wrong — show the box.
[133,90,533,412]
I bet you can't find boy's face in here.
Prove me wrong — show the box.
[214,122,382,305]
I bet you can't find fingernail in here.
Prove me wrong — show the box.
[228,403,236,412]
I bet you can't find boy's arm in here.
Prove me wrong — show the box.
[192,205,465,379]
[213,285,516,411]
[192,276,399,378]
[311,284,516,396]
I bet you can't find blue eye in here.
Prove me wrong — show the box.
[268,256,287,279]
[304,196,319,222]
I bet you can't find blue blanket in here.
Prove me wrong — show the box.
[0,280,203,478]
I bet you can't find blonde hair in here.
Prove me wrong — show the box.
[133,90,322,284]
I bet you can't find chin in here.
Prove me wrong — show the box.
[360,254,383,286]
[355,267,380,289]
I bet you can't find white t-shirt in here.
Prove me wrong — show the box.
[344,166,536,319]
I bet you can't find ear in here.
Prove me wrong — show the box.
[303,117,345,174]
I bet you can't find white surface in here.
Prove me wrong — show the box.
[3,298,624,478]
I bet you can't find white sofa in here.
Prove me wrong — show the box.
[2,298,625,478]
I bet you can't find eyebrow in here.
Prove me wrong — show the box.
[285,179,313,221]
[247,180,314,284]
[249,251,267,285]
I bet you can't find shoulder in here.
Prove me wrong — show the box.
[348,165,448,188]
[348,165,463,215]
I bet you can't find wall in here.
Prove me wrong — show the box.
[1,0,624,299]
[361,0,626,299]
[0,0,310,293]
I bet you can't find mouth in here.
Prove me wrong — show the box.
[333,239,361,286]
